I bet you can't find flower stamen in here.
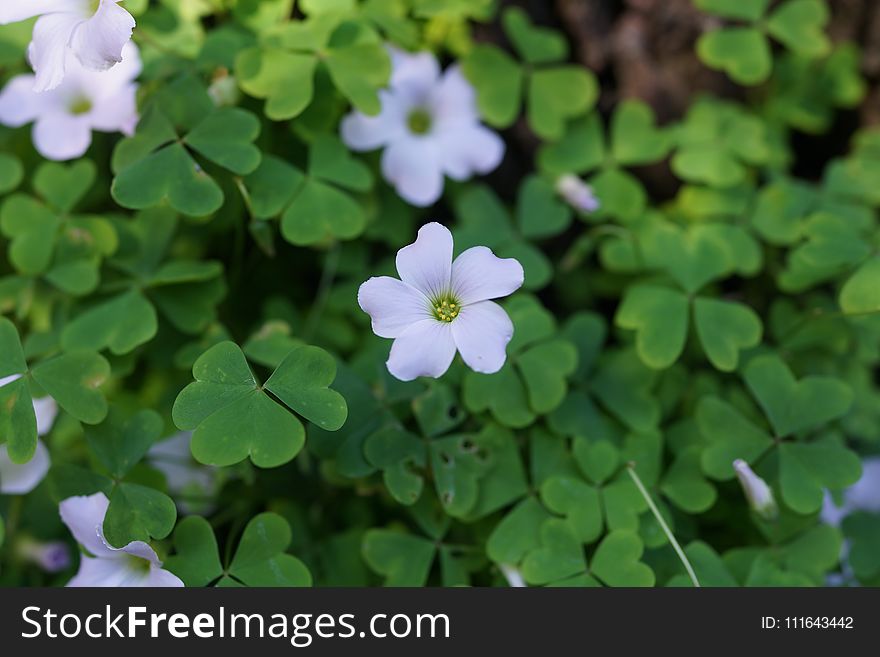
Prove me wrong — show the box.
[431,294,461,322]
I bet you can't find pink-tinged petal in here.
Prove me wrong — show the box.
[34,396,58,436]
[451,300,514,374]
[387,319,456,381]
[340,90,406,151]
[0,75,52,127]
[69,0,135,72]
[80,40,141,100]
[0,0,85,24]
[436,124,505,181]
[59,492,116,558]
[388,46,440,101]
[29,12,82,92]
[0,440,50,495]
[431,65,479,128]
[381,135,444,207]
[395,221,453,298]
[358,276,431,339]
[451,246,524,305]
[33,111,93,160]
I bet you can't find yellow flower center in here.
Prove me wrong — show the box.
[69,97,92,115]
[407,108,432,135]
[431,294,461,322]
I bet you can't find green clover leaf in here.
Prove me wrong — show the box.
[1,161,118,296]
[362,529,436,586]
[167,513,311,587]
[695,0,829,84]
[0,318,109,463]
[112,75,261,217]
[236,12,390,120]
[463,296,577,428]
[173,341,347,468]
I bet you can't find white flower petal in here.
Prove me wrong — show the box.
[395,221,453,298]
[0,374,21,387]
[34,396,58,436]
[88,81,138,134]
[0,440,50,495]
[29,12,82,92]
[451,300,514,374]
[33,111,93,160]
[358,276,431,338]
[0,75,53,127]
[340,90,406,151]
[431,65,479,128]
[0,0,84,24]
[436,124,505,181]
[388,46,440,101]
[381,135,445,207]
[387,319,456,381]
[66,554,182,587]
[69,0,135,72]
[59,492,116,558]
[451,246,524,305]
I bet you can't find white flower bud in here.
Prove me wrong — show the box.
[555,174,600,213]
[733,459,778,520]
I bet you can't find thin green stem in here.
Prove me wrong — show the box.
[304,243,340,342]
[626,462,700,588]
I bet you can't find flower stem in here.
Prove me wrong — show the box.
[304,243,340,342]
[626,462,700,588]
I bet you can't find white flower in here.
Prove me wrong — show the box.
[340,47,505,207]
[59,492,183,587]
[148,432,218,514]
[0,40,140,161]
[556,174,600,213]
[0,373,58,494]
[0,0,135,92]
[821,456,880,526]
[733,459,778,520]
[358,222,524,381]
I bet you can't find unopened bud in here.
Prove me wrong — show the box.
[555,174,600,213]
[733,459,778,520]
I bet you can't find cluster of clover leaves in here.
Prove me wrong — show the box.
[1,0,879,588]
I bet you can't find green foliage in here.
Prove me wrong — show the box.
[695,0,830,84]
[0,0,875,590]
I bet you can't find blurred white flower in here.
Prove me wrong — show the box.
[148,432,218,514]
[821,456,880,526]
[358,222,523,381]
[0,441,51,495]
[0,40,140,161]
[733,459,778,520]
[0,0,135,92]
[556,174,600,213]
[59,492,183,587]
[16,537,72,573]
[340,47,505,207]
[0,373,57,495]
